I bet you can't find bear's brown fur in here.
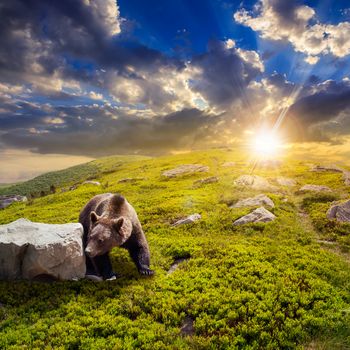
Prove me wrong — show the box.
[79,193,153,279]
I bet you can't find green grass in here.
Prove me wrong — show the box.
[0,155,149,197]
[0,149,350,349]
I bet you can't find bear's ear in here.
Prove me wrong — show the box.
[90,211,100,224]
[113,217,132,239]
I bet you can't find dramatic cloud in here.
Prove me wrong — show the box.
[0,0,349,181]
[234,0,350,64]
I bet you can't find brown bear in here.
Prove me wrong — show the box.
[79,193,154,280]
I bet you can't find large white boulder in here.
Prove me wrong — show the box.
[0,219,85,280]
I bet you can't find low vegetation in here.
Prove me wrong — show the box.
[0,149,349,349]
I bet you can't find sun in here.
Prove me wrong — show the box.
[251,130,283,157]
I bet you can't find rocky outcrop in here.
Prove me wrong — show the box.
[0,195,27,210]
[276,177,296,187]
[327,200,350,222]
[193,176,219,186]
[0,219,85,280]
[231,194,274,208]
[162,164,209,178]
[233,207,276,225]
[234,175,277,191]
[299,184,332,193]
[172,214,201,227]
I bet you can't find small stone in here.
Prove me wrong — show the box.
[167,258,189,274]
[222,162,236,167]
[327,200,350,222]
[233,207,276,225]
[0,195,27,210]
[180,316,195,336]
[162,164,209,178]
[299,184,332,193]
[193,176,219,185]
[118,178,143,183]
[172,214,201,227]
[276,177,296,187]
[311,165,344,173]
[234,175,277,191]
[231,194,274,208]
[82,181,101,186]
[0,219,85,280]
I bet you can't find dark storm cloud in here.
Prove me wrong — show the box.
[0,0,180,87]
[190,41,263,107]
[289,80,350,125]
[1,107,224,156]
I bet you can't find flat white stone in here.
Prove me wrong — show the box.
[172,214,201,227]
[233,207,276,225]
[299,184,332,193]
[162,164,209,178]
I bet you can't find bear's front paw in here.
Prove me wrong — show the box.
[139,267,154,276]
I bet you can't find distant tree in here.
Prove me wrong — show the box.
[50,184,56,194]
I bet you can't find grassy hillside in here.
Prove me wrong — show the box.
[0,155,149,197]
[0,149,350,349]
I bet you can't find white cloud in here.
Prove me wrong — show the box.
[234,0,350,63]
[85,0,121,36]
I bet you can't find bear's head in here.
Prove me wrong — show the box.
[85,211,132,258]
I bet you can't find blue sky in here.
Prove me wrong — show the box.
[0,0,350,181]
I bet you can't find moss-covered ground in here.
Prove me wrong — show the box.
[0,149,350,349]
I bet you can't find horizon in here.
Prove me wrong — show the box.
[0,0,350,182]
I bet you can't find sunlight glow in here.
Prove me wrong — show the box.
[251,130,283,157]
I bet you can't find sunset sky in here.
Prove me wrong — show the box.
[0,0,350,182]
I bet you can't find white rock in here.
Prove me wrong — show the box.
[172,214,201,227]
[276,177,296,187]
[232,194,274,208]
[233,207,276,225]
[299,184,332,193]
[0,219,85,280]
[162,164,209,178]
[327,200,350,222]
[0,195,27,210]
[82,181,101,186]
[234,175,277,191]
